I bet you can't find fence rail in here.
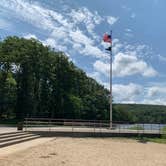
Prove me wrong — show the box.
[24,118,166,135]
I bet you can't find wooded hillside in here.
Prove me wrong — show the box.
[0,37,109,120]
[114,104,166,123]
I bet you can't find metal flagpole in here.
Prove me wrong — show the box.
[110,30,113,129]
[103,30,113,128]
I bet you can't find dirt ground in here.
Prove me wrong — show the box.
[0,137,166,166]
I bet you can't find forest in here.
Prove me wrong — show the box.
[0,37,110,120]
[0,37,166,123]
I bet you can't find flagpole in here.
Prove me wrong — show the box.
[110,30,112,129]
[103,31,113,128]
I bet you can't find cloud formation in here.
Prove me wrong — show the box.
[24,34,37,40]
[0,0,114,59]
[113,83,143,102]
[107,16,118,25]
[147,86,166,98]
[113,52,157,77]
[93,52,157,78]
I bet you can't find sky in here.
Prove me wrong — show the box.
[0,0,166,105]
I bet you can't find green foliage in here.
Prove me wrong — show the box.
[146,138,166,144]
[162,126,166,132]
[112,106,133,122]
[161,126,166,139]
[114,104,166,123]
[0,36,110,120]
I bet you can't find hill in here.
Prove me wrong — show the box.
[113,104,166,123]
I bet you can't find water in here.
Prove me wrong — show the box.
[118,124,166,130]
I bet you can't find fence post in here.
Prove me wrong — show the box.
[25,118,27,132]
[119,123,120,133]
[72,120,74,133]
[94,120,95,133]
[49,119,51,132]
[137,123,139,134]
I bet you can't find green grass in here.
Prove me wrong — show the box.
[147,138,166,144]
[162,126,166,131]
[128,125,144,130]
[161,126,166,139]
[136,127,166,144]
[131,136,166,144]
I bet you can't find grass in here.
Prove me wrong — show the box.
[128,125,144,130]
[162,126,166,132]
[146,138,166,144]
[161,126,166,138]
[136,126,166,144]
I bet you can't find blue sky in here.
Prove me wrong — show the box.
[0,0,166,105]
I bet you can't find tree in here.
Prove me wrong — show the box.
[0,36,110,120]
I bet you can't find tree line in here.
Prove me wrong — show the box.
[114,104,166,123]
[0,37,110,120]
[0,37,166,123]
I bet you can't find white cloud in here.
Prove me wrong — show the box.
[0,0,109,59]
[112,39,123,54]
[88,71,109,90]
[23,34,37,39]
[82,45,108,59]
[93,52,157,78]
[44,38,67,52]
[111,82,166,105]
[69,8,103,33]
[113,52,157,77]
[93,60,109,77]
[113,83,143,102]
[142,98,166,105]
[147,86,166,98]
[69,29,94,45]
[107,16,118,25]
[51,28,68,40]
[88,72,102,83]
[87,80,166,105]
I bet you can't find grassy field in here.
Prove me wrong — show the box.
[138,127,166,144]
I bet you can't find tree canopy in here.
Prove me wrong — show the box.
[0,36,110,120]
